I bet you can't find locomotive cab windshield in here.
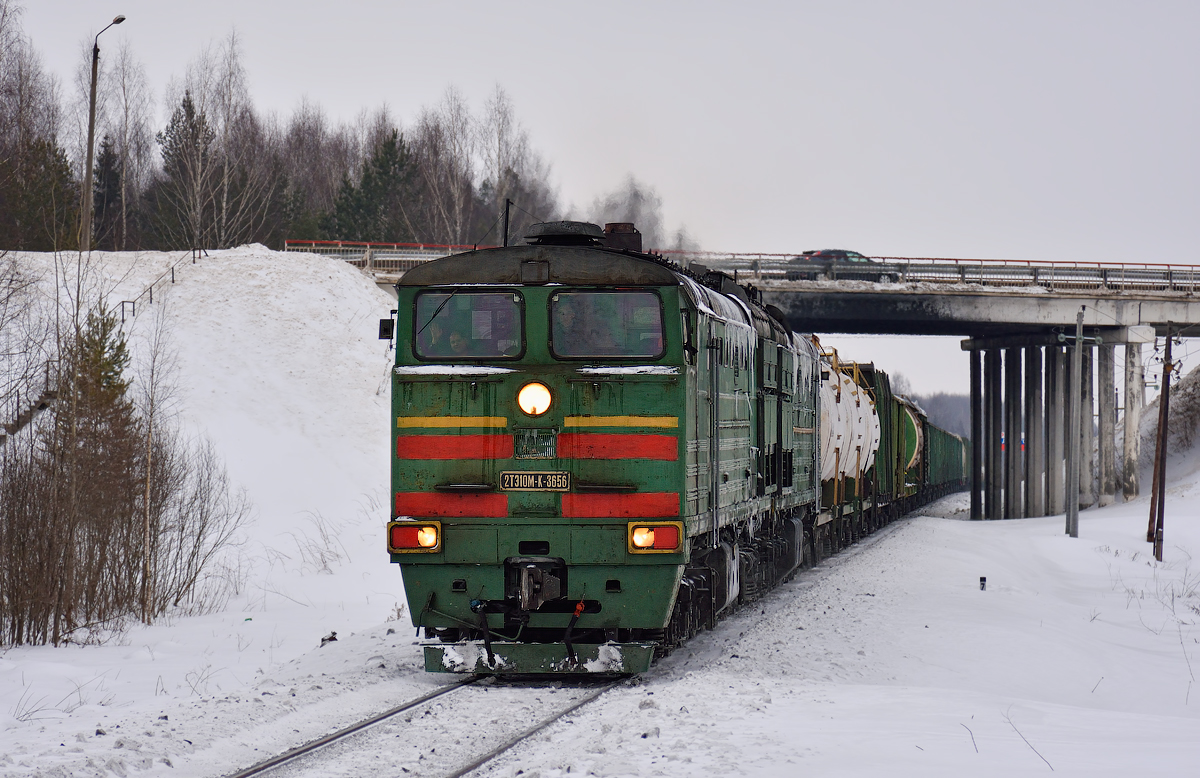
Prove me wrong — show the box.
[414,291,524,359]
[550,290,665,359]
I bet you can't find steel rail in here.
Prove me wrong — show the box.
[223,674,483,778]
[442,679,623,778]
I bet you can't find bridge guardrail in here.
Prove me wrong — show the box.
[285,239,1200,294]
[685,256,1200,294]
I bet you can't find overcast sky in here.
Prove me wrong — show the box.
[20,1,1200,393]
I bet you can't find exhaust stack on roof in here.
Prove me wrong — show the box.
[604,222,642,252]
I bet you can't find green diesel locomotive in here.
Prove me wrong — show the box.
[385,221,966,675]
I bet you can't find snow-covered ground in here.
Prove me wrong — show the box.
[2,247,1199,776]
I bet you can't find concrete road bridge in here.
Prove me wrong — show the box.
[693,253,1199,526]
[287,240,1200,525]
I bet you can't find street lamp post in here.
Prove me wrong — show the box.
[78,14,126,252]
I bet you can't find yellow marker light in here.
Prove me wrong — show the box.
[518,382,552,416]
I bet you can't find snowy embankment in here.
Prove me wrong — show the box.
[1,247,403,775]
[3,247,1200,776]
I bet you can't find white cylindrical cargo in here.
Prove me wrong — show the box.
[819,373,842,480]
[818,365,881,481]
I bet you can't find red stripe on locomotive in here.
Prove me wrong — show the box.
[395,434,514,459]
[394,492,508,517]
[561,492,680,518]
[558,433,678,460]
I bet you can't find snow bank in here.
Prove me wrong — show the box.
[1,247,403,764]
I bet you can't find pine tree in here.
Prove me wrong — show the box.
[17,302,144,644]
[0,137,78,251]
[93,134,123,251]
[75,304,133,416]
[145,91,215,249]
[321,130,416,242]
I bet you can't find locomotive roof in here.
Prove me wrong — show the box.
[399,244,795,344]
[398,245,682,287]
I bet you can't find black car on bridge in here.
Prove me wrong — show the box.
[786,249,899,282]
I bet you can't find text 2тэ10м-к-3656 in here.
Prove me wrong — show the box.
[381,220,967,675]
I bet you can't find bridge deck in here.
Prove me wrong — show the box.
[285,241,1200,335]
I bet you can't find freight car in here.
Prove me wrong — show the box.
[383,221,967,675]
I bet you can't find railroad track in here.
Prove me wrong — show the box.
[225,675,622,778]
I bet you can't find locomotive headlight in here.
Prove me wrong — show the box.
[631,527,655,548]
[517,382,552,416]
[417,526,438,547]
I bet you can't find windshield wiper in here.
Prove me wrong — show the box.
[416,291,457,338]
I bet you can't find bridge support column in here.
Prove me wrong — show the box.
[1122,343,1144,501]
[1046,346,1065,515]
[1098,344,1116,506]
[961,329,1155,518]
[970,350,983,520]
[985,349,1003,520]
[1004,348,1023,518]
[1024,346,1045,517]
[1080,347,1095,509]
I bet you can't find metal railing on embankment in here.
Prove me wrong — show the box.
[284,240,487,278]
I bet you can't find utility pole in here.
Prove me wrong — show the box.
[1147,342,1163,542]
[78,15,126,251]
[502,198,513,247]
[1148,325,1172,562]
[1066,307,1084,538]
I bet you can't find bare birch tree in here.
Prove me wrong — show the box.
[283,97,343,234]
[131,298,179,620]
[104,41,154,249]
[0,0,73,250]
[148,32,281,249]
[412,86,479,244]
[0,0,59,153]
[206,31,279,248]
[479,85,558,242]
